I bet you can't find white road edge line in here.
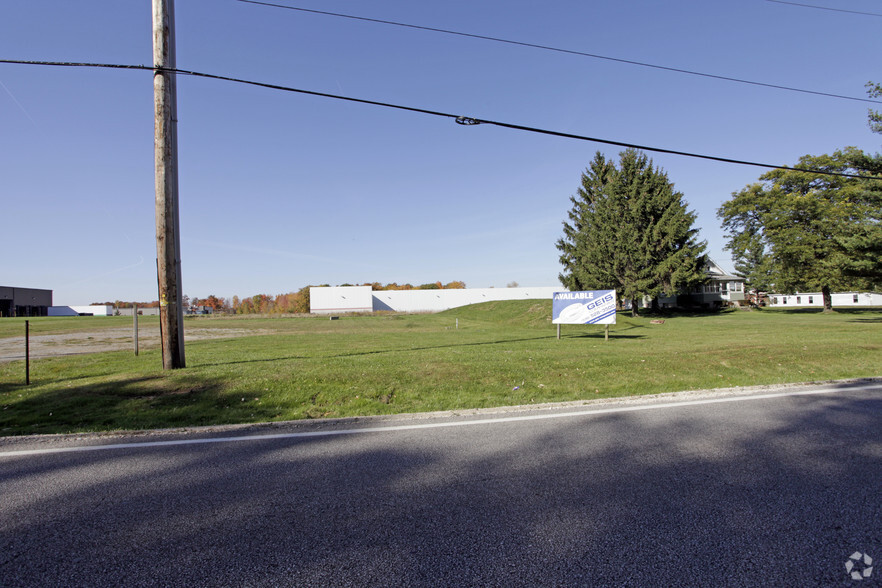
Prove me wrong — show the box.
[0,385,874,458]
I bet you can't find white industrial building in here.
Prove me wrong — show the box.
[310,286,563,314]
[48,305,114,316]
[768,292,882,308]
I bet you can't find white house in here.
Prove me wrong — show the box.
[768,292,882,308]
[655,259,746,309]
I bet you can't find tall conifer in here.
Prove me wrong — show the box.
[557,149,707,315]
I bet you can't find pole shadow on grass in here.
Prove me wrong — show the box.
[562,332,645,340]
[0,382,879,586]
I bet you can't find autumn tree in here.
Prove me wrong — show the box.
[236,297,254,314]
[557,149,707,315]
[247,294,272,314]
[201,295,225,311]
[289,286,312,314]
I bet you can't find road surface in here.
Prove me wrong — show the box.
[1,380,880,586]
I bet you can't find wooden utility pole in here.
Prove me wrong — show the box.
[153,0,185,369]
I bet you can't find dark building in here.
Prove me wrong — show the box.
[0,286,53,317]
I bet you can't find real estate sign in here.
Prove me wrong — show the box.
[552,290,617,325]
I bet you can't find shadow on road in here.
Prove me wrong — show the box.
[0,381,880,586]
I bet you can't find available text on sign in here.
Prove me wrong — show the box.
[552,290,617,325]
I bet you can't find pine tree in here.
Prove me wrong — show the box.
[557,149,707,316]
[557,152,617,293]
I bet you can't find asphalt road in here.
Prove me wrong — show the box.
[1,381,880,587]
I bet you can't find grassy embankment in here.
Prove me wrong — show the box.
[0,301,880,436]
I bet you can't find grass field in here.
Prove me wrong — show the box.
[1,301,880,436]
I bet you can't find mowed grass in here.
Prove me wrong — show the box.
[0,301,880,436]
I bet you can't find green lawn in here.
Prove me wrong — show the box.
[1,302,880,436]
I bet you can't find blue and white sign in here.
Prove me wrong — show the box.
[552,290,617,325]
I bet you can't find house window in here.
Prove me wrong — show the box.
[772,297,778,304]
[796,296,801,304]
[808,296,813,304]
[854,294,859,303]
[782,298,787,304]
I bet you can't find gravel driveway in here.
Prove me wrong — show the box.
[0,327,264,363]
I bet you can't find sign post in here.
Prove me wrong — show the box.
[552,290,617,340]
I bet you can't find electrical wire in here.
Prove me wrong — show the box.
[235,0,882,105]
[0,58,878,181]
[766,0,882,18]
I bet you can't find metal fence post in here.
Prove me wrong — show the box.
[25,320,30,385]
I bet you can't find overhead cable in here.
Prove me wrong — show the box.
[0,58,877,181]
[766,0,882,18]
[235,0,882,105]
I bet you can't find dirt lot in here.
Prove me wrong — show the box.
[0,328,265,363]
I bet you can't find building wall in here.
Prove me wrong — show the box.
[0,286,53,317]
[768,292,882,308]
[48,305,113,316]
[310,286,374,314]
[310,286,563,314]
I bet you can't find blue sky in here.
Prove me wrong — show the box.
[2,0,880,305]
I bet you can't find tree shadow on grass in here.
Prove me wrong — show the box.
[842,308,882,323]
[0,382,878,586]
[193,335,558,368]
[627,308,734,319]
[0,375,234,437]
[770,307,879,315]
[759,307,882,323]
[0,381,26,395]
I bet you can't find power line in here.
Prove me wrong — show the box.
[766,0,882,18]
[0,58,878,181]
[235,0,882,105]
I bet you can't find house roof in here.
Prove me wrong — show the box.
[706,259,743,281]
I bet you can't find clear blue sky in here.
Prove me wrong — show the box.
[2,0,880,305]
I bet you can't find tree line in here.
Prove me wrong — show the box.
[99,281,468,316]
[557,81,882,314]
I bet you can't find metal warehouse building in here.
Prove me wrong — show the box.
[0,286,53,317]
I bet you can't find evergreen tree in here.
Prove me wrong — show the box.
[557,149,707,316]
[557,152,617,292]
